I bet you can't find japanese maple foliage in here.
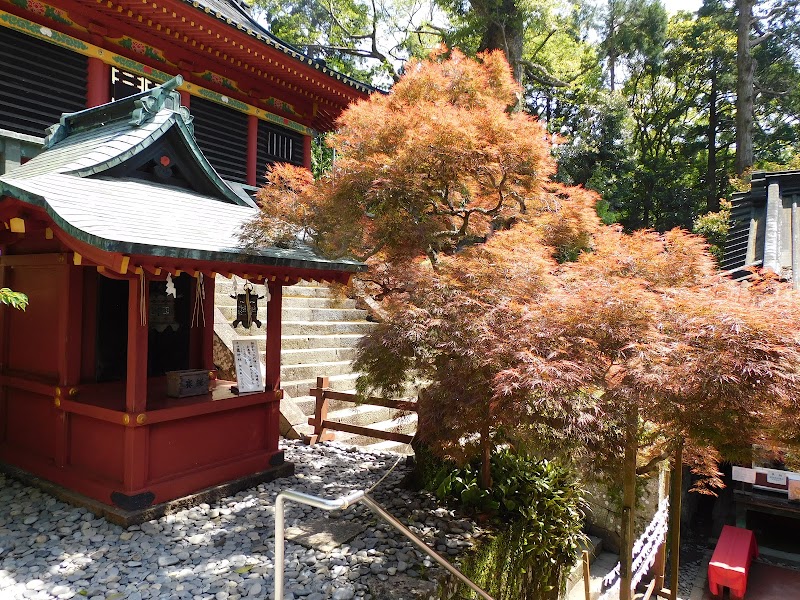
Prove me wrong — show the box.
[245,49,800,498]
[244,48,558,264]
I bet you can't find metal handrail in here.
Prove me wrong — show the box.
[274,488,494,600]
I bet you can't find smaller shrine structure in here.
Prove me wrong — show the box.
[0,77,363,522]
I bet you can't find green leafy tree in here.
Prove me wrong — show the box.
[249,0,436,83]
[601,0,668,91]
[0,288,28,311]
[735,0,800,173]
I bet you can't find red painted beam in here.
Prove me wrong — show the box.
[247,114,258,186]
[86,57,111,107]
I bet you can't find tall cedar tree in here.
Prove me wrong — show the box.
[244,50,800,600]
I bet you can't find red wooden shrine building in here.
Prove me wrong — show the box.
[0,0,370,520]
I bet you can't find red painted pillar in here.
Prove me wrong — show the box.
[86,57,110,107]
[247,115,259,186]
[180,90,191,109]
[265,281,282,391]
[55,264,82,468]
[303,134,312,171]
[124,276,149,492]
[126,277,148,413]
[57,265,83,386]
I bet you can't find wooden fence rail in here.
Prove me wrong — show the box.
[303,376,417,445]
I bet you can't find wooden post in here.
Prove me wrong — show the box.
[582,549,591,600]
[0,263,6,447]
[306,376,333,444]
[55,264,82,467]
[655,463,670,591]
[620,404,638,600]
[124,276,149,491]
[86,57,110,107]
[265,281,282,392]
[303,134,312,171]
[792,195,799,290]
[247,115,259,186]
[179,90,191,109]
[201,274,215,370]
[669,438,684,600]
[126,277,148,413]
[57,265,83,387]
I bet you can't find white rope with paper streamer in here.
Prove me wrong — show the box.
[597,499,669,600]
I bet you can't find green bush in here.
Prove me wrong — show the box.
[432,449,586,600]
[0,288,27,311]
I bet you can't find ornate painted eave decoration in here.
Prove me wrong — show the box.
[0,9,319,136]
[181,0,379,95]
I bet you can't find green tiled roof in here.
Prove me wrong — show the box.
[0,77,365,274]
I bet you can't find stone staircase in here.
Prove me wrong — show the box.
[565,536,619,600]
[213,277,416,453]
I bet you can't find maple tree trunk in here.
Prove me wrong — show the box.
[735,0,755,175]
[479,414,492,489]
[620,405,638,600]
[609,49,618,93]
[471,0,524,83]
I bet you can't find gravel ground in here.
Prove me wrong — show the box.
[0,440,483,600]
[0,439,717,600]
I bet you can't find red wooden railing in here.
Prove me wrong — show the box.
[304,376,417,445]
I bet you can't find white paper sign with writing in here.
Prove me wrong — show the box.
[766,469,788,486]
[732,466,756,484]
[233,338,264,393]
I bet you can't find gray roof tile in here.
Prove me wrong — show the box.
[0,80,365,276]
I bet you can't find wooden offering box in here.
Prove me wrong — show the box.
[167,370,211,398]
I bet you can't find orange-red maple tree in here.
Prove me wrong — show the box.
[245,49,800,600]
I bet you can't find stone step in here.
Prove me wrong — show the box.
[215,279,334,298]
[285,296,357,309]
[281,373,361,399]
[282,321,377,336]
[365,440,415,455]
[222,334,364,351]
[293,393,372,415]
[280,347,357,366]
[214,294,356,309]
[323,404,405,428]
[216,305,369,323]
[224,320,376,338]
[295,392,417,414]
[294,413,417,447]
[566,541,617,600]
[280,334,364,350]
[278,359,355,381]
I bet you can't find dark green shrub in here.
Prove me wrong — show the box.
[434,449,586,600]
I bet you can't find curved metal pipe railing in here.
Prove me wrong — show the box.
[274,488,494,600]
